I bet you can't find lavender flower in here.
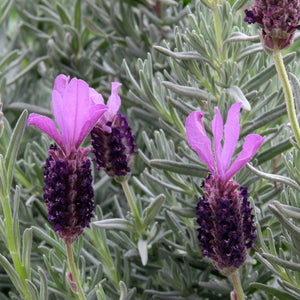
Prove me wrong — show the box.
[90,82,137,178]
[186,103,264,275]
[244,0,300,50]
[28,75,108,244]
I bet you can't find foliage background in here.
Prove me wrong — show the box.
[1,0,300,299]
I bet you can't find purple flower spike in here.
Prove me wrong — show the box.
[90,82,138,178]
[196,175,256,276]
[186,103,263,274]
[244,0,300,50]
[28,75,108,244]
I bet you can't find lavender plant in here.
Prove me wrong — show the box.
[1,0,300,299]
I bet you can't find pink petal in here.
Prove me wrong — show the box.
[89,88,104,105]
[62,78,90,152]
[212,107,224,178]
[27,113,63,148]
[224,134,265,181]
[106,82,122,119]
[186,111,215,174]
[52,90,66,145]
[75,104,108,148]
[222,102,242,172]
[53,74,70,98]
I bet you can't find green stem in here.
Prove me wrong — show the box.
[231,270,245,300]
[273,46,300,148]
[1,195,31,300]
[121,180,144,231]
[66,243,87,300]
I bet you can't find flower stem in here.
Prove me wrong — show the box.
[231,270,245,300]
[121,180,144,231]
[273,46,300,148]
[66,243,87,300]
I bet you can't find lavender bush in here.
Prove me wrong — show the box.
[1,0,300,299]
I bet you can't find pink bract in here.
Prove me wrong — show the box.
[186,102,264,182]
[89,82,122,129]
[27,74,108,156]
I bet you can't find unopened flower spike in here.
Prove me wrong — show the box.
[186,103,264,298]
[244,0,300,50]
[27,74,108,244]
[90,82,138,179]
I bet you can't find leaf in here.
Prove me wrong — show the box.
[13,186,21,252]
[25,279,38,300]
[93,219,135,232]
[56,3,71,24]
[242,52,296,91]
[262,253,300,272]
[22,228,33,279]
[149,159,208,177]
[0,50,19,70]
[162,81,209,100]
[225,86,251,111]
[74,0,81,31]
[143,194,165,227]
[0,254,25,297]
[250,282,300,300]
[38,267,48,300]
[137,238,148,266]
[4,110,28,196]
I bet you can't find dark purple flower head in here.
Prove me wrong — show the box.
[91,112,137,177]
[90,82,137,178]
[196,174,256,276]
[244,0,300,50]
[43,144,95,244]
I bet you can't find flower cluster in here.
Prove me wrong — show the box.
[244,0,300,50]
[90,82,137,178]
[186,103,264,275]
[28,75,137,244]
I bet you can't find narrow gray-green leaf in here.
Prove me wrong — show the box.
[38,267,48,300]
[262,252,300,272]
[137,238,148,266]
[250,282,299,300]
[225,86,251,111]
[26,280,38,300]
[149,159,207,177]
[13,186,21,251]
[162,81,210,100]
[247,163,300,192]
[93,219,135,232]
[289,72,300,115]
[4,110,28,196]
[22,228,33,279]
[0,50,19,70]
[7,57,48,85]
[242,52,295,91]
[143,194,166,226]
[74,0,81,31]
[0,254,25,297]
